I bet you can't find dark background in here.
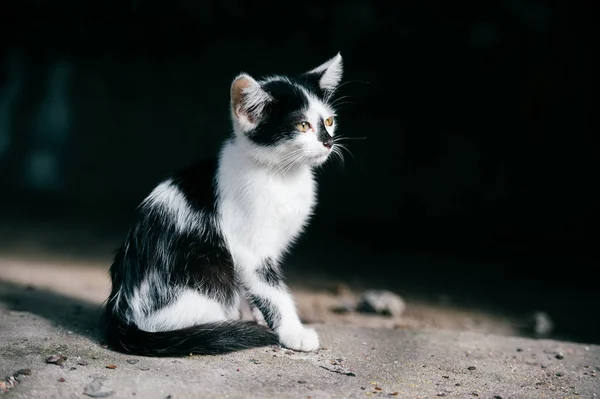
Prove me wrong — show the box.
[0,1,596,342]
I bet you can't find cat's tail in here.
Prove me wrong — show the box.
[101,312,279,357]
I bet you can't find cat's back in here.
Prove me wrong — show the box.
[170,158,219,212]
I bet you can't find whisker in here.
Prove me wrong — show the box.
[334,143,356,161]
[330,95,352,106]
[332,146,345,168]
[325,79,370,104]
[333,136,368,141]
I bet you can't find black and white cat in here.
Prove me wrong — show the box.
[101,53,345,356]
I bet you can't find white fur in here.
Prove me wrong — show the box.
[143,179,204,232]
[218,140,317,264]
[216,137,322,351]
[136,290,240,332]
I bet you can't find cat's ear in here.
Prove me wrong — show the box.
[306,52,343,92]
[230,73,272,130]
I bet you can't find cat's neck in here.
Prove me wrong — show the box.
[219,137,313,178]
[216,137,317,262]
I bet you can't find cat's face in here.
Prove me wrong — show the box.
[230,54,343,171]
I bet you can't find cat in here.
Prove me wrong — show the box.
[100,53,345,356]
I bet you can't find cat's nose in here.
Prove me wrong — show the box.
[323,137,333,149]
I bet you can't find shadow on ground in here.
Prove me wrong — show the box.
[0,281,102,342]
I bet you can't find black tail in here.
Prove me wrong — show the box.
[101,312,279,357]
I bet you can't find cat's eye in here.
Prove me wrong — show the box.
[324,116,334,127]
[296,122,311,132]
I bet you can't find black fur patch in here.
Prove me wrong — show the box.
[171,159,219,212]
[248,80,310,146]
[249,294,281,330]
[297,72,328,98]
[170,161,238,305]
[257,258,283,287]
[105,159,237,318]
[316,118,334,147]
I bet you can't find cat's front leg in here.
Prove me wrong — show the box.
[244,260,319,352]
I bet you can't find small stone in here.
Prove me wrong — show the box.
[516,348,523,352]
[126,359,139,365]
[442,375,449,379]
[455,383,461,386]
[437,392,446,397]
[58,378,66,382]
[298,380,307,384]
[531,311,553,337]
[15,369,31,376]
[390,393,399,396]
[555,354,564,360]
[77,361,88,366]
[46,354,67,366]
[374,386,382,390]
[467,366,477,371]
[105,365,117,369]
[356,290,406,317]
[360,387,366,390]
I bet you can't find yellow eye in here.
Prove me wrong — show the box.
[324,116,334,127]
[296,122,311,132]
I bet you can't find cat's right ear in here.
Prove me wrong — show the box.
[230,74,272,131]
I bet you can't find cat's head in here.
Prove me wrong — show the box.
[229,53,343,171]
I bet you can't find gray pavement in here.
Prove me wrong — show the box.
[1,302,598,399]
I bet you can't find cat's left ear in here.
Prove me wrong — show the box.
[305,52,343,92]
[230,73,272,131]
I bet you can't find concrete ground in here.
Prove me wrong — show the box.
[1,257,599,398]
[1,298,598,399]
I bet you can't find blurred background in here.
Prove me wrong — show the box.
[0,1,596,344]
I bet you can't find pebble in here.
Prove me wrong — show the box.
[531,311,554,337]
[46,354,67,366]
[357,290,406,317]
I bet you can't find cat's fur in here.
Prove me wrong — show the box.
[101,53,344,356]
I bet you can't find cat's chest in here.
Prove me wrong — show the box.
[220,169,316,259]
[247,171,315,230]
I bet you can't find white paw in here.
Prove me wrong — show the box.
[278,326,319,352]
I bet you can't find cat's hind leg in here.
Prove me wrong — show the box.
[134,288,240,333]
